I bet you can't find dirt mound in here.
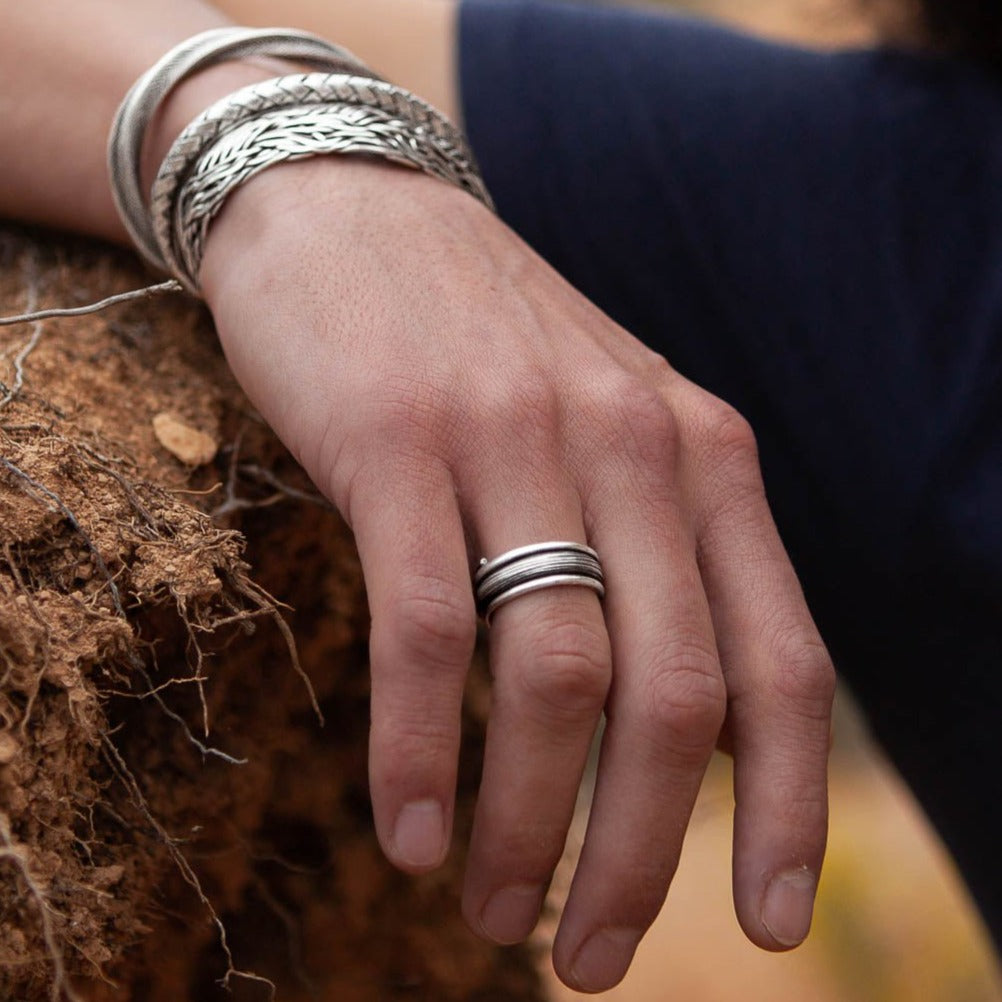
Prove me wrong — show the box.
[0,227,542,1001]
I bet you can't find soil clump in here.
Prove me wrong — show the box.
[0,227,543,1002]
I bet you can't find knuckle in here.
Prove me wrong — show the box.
[371,374,461,446]
[376,712,454,757]
[638,348,677,387]
[476,369,561,443]
[582,859,676,933]
[641,644,727,754]
[493,820,568,878]
[768,627,837,720]
[761,772,830,854]
[619,861,676,925]
[384,579,476,668]
[372,716,456,788]
[777,782,830,837]
[614,384,681,467]
[701,396,760,474]
[334,390,464,514]
[690,400,766,538]
[515,620,612,721]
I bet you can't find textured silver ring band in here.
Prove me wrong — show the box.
[475,542,605,625]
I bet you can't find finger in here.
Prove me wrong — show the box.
[464,582,610,945]
[348,451,476,873]
[685,397,835,951]
[458,407,611,946]
[550,385,726,994]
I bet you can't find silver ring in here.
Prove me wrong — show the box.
[475,542,605,625]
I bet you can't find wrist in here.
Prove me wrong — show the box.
[199,156,480,304]
[112,27,489,294]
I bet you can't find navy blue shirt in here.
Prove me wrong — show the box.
[460,0,1002,942]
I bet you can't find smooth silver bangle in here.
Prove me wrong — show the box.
[155,79,495,293]
[108,27,368,270]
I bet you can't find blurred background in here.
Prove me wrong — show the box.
[532,2,1002,1000]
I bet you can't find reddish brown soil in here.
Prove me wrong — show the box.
[0,227,543,1002]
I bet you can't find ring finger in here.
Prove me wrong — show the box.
[460,477,611,946]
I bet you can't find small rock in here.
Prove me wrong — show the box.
[152,412,218,466]
[0,731,18,765]
[91,864,126,889]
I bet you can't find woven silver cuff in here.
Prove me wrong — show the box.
[162,101,490,291]
[153,75,494,293]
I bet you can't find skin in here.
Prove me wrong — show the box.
[0,0,836,991]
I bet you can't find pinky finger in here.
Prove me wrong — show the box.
[691,435,835,949]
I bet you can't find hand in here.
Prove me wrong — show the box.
[199,158,835,993]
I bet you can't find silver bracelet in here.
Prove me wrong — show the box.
[154,78,495,293]
[163,101,492,290]
[108,27,369,270]
[151,71,468,229]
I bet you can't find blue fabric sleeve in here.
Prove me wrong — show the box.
[460,0,1002,942]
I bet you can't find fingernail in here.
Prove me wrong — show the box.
[478,884,544,945]
[569,927,642,993]
[391,800,446,868]
[761,868,817,947]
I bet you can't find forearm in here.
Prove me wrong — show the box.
[0,1,233,241]
[0,0,457,245]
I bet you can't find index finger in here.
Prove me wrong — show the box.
[346,449,476,872]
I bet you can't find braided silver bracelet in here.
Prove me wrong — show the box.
[154,75,494,291]
[108,27,369,270]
